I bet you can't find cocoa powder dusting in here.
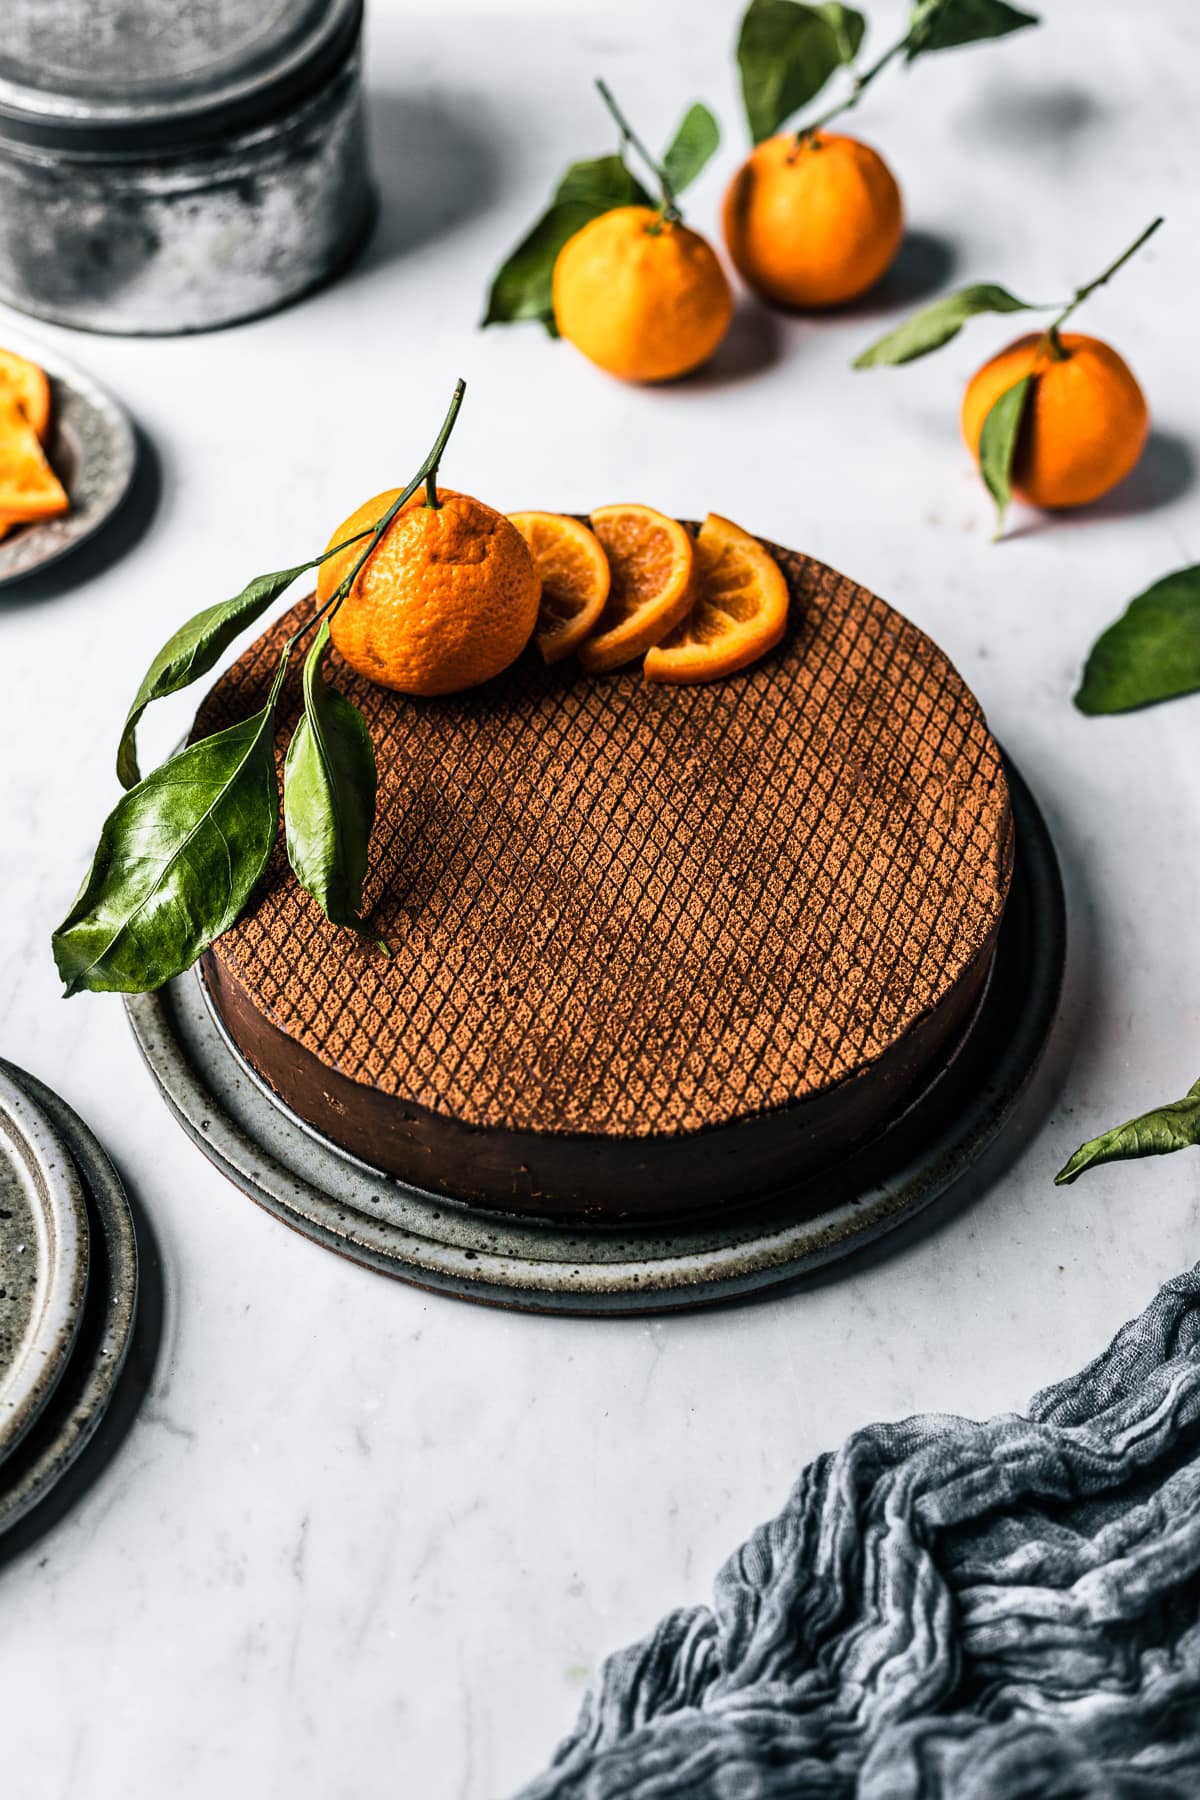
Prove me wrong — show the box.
[196,542,1012,1139]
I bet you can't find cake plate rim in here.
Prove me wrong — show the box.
[123,753,1064,1315]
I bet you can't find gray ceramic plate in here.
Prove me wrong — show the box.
[0,327,136,584]
[0,1061,137,1536]
[0,1066,90,1462]
[124,761,1064,1315]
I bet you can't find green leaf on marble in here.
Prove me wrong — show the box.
[1075,565,1200,715]
[1056,1078,1200,1184]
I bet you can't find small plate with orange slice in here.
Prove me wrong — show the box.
[0,331,136,586]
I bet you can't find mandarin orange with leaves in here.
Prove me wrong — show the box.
[485,81,731,384]
[960,332,1148,511]
[726,0,1037,310]
[319,487,540,697]
[856,218,1161,532]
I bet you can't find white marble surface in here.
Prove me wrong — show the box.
[2,1,1198,1793]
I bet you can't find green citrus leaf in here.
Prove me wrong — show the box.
[814,2,868,64]
[853,283,1037,368]
[117,553,349,790]
[1056,1078,1200,1185]
[737,0,866,143]
[907,0,1039,59]
[978,373,1033,538]
[660,102,721,197]
[284,623,378,934]
[1075,566,1200,715]
[482,154,653,332]
[55,670,285,995]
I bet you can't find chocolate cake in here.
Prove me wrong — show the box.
[196,539,1013,1222]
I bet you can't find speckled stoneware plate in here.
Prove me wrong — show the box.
[0,1065,90,1462]
[0,1061,137,1536]
[0,327,136,584]
[124,760,1064,1315]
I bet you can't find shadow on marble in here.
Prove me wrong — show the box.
[836,229,959,324]
[0,1173,164,1571]
[681,302,786,390]
[960,78,1106,154]
[1005,430,1196,541]
[356,90,501,277]
[0,425,161,609]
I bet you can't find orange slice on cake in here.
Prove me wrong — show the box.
[644,514,788,684]
[509,510,610,664]
[578,503,696,673]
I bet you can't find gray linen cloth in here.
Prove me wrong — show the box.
[518,1265,1200,1797]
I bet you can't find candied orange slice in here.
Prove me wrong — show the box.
[644,514,788,684]
[0,397,68,524]
[578,503,696,673]
[509,511,610,664]
[0,349,51,440]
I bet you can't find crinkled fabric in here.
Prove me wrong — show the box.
[518,1267,1200,1798]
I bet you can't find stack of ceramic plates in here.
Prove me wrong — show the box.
[0,1059,137,1539]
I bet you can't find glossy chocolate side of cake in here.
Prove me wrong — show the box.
[202,918,1003,1219]
[196,537,1014,1221]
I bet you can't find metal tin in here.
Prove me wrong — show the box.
[124,757,1066,1316]
[0,0,372,334]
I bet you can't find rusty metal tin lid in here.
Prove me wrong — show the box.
[0,0,363,152]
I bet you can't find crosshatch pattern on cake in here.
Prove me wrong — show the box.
[195,541,1013,1138]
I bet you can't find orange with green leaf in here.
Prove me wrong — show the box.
[856,218,1161,533]
[484,82,731,382]
[724,0,1038,310]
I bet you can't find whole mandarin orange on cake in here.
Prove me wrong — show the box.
[722,132,903,309]
[961,331,1149,509]
[318,487,540,697]
[552,206,733,383]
